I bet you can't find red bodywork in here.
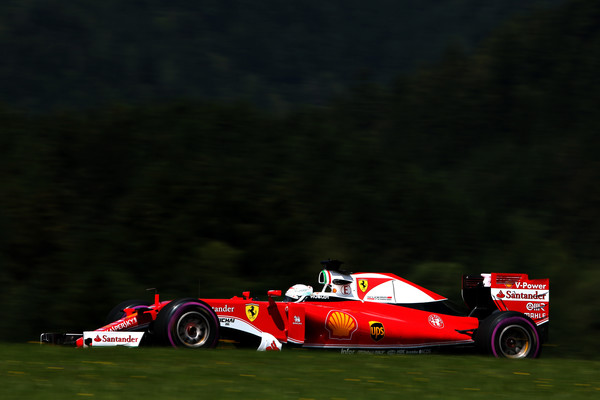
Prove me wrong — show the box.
[75,272,480,350]
[71,268,548,352]
[202,297,478,349]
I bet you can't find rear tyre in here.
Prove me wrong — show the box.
[105,299,150,325]
[476,311,541,358]
[154,298,219,348]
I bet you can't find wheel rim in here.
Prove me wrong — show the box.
[175,311,211,348]
[498,324,532,359]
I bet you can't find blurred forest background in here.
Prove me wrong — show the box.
[1,0,599,357]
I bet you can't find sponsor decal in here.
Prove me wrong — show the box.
[310,293,330,299]
[325,311,358,340]
[95,334,138,344]
[341,348,432,355]
[526,302,546,311]
[365,296,393,302]
[369,321,385,342]
[107,317,137,332]
[245,304,259,322]
[213,305,235,313]
[219,317,235,326]
[495,290,548,300]
[358,279,369,292]
[83,331,144,347]
[515,282,548,290]
[428,314,444,329]
[265,341,281,351]
[293,315,302,325]
[341,285,351,295]
[258,333,282,351]
[525,312,547,320]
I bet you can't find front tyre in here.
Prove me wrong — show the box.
[154,298,219,348]
[476,311,541,359]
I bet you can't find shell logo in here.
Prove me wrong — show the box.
[325,311,358,339]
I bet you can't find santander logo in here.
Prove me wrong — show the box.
[84,331,144,347]
[100,334,140,343]
[90,334,141,346]
[494,289,548,300]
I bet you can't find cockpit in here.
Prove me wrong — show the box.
[286,260,448,305]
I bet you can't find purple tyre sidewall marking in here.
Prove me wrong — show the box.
[166,301,219,348]
[490,316,540,358]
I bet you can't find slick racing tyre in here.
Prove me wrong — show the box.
[154,298,219,348]
[105,299,150,325]
[475,311,541,359]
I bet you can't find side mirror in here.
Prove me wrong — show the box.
[267,290,282,297]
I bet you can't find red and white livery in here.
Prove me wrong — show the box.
[42,260,549,358]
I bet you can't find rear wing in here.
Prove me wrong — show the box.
[462,273,549,340]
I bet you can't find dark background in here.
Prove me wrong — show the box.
[1,0,598,357]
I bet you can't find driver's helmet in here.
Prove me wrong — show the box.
[285,284,313,302]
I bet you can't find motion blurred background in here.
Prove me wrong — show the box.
[1,0,598,357]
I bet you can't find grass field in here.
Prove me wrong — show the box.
[1,343,598,399]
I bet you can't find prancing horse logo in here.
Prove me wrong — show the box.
[246,304,259,322]
[358,279,368,292]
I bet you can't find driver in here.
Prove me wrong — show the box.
[284,284,313,302]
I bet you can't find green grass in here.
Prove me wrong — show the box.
[1,343,598,399]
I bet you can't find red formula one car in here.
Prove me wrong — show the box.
[42,260,549,358]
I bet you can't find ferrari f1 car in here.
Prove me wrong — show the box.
[41,260,549,358]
